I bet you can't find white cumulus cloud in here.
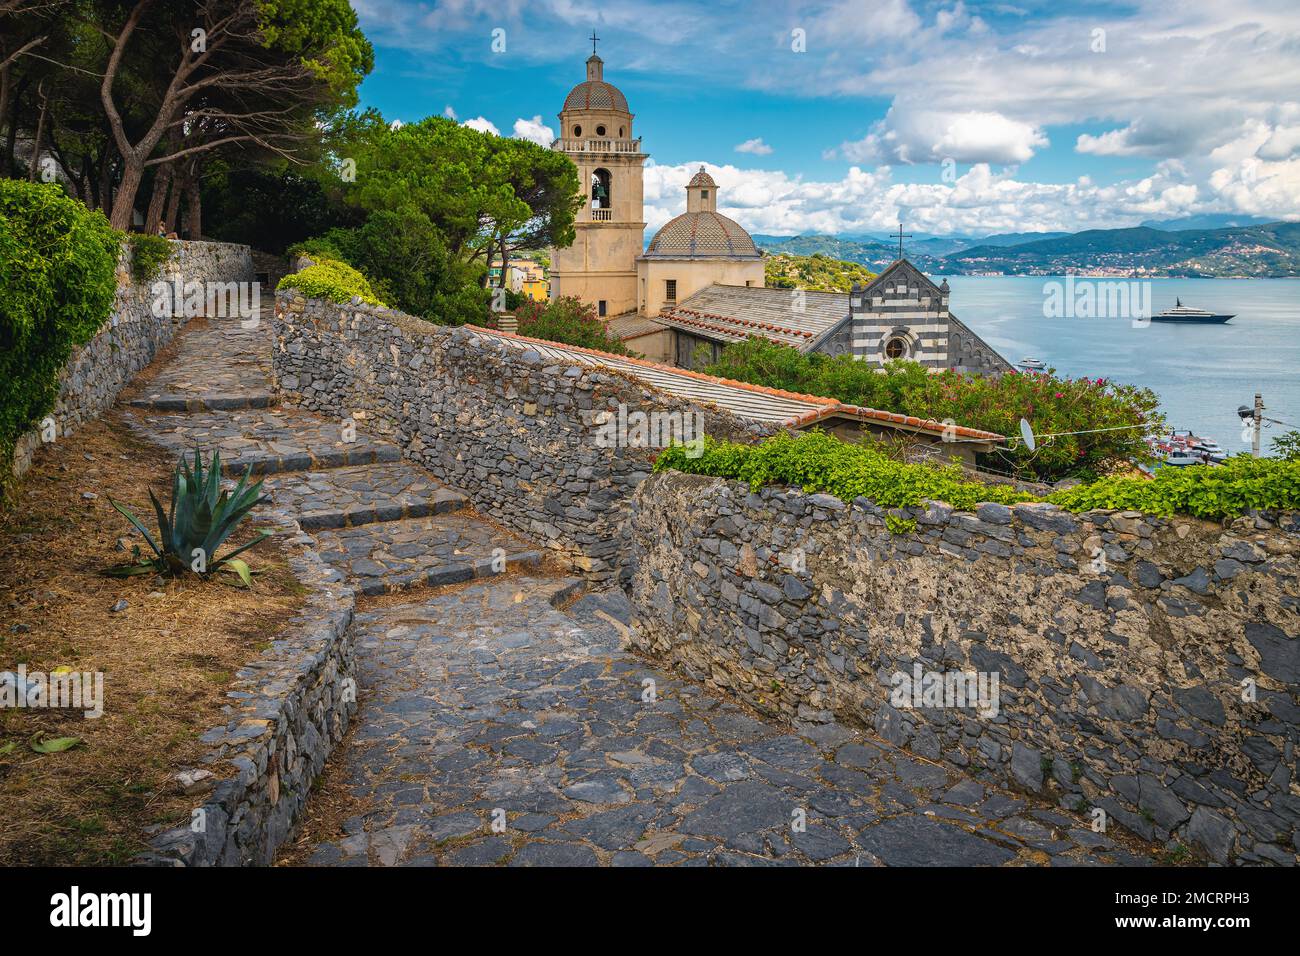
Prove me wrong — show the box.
[835,109,1048,166]
[734,137,773,155]
[640,160,1226,239]
[462,116,499,136]
[513,115,555,146]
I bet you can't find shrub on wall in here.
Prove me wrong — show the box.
[0,180,120,486]
[656,430,1300,522]
[1047,453,1300,520]
[277,255,384,305]
[1271,430,1300,461]
[292,210,490,326]
[127,233,173,282]
[657,431,1036,513]
[701,337,1163,482]
[511,295,632,355]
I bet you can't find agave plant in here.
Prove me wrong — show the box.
[106,447,272,584]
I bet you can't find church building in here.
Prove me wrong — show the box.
[548,45,1009,376]
[547,48,646,318]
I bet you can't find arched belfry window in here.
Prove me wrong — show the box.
[591,168,612,210]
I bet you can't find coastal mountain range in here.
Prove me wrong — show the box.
[752,216,1300,277]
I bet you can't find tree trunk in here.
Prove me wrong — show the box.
[1,74,26,179]
[26,82,47,182]
[145,163,172,234]
[109,155,143,229]
[96,153,113,213]
[164,168,183,233]
[0,61,10,177]
[183,174,201,240]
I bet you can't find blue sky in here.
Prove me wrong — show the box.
[351,0,1300,237]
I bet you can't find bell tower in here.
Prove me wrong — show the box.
[549,39,647,319]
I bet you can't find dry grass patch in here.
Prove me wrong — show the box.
[0,414,306,865]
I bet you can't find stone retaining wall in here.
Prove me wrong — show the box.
[12,239,254,478]
[139,536,356,866]
[625,471,1300,865]
[271,293,765,581]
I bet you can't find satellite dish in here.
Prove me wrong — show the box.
[1019,418,1036,452]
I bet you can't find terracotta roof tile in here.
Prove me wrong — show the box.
[463,325,1004,442]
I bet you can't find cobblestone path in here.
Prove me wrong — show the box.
[124,310,1153,867]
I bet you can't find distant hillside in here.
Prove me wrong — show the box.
[757,231,1072,268]
[972,230,1072,247]
[1141,214,1276,232]
[763,252,876,292]
[940,221,1300,277]
[757,234,926,271]
[754,222,1300,277]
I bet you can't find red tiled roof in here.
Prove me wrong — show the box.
[668,308,816,341]
[465,325,1005,443]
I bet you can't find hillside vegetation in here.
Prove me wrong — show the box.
[757,222,1300,277]
[764,252,876,292]
[944,221,1300,277]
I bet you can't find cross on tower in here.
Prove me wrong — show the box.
[590,30,600,55]
[893,222,912,261]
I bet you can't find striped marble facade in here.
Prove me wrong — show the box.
[850,260,952,368]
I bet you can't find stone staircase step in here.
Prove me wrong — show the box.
[261,461,467,530]
[310,512,541,596]
[124,408,401,477]
[129,393,273,412]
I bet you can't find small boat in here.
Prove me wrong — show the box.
[1189,441,1227,464]
[1018,356,1046,370]
[1150,298,1234,323]
[1148,429,1225,467]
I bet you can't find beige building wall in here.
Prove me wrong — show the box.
[638,260,765,315]
[551,213,643,316]
[620,328,673,363]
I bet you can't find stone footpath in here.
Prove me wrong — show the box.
[123,307,1155,867]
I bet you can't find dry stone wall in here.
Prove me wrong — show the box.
[139,535,357,866]
[12,239,254,478]
[269,290,1298,865]
[271,293,766,581]
[625,472,1300,865]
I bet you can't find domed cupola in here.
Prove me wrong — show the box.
[562,54,630,113]
[644,168,760,259]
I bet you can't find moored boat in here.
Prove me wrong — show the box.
[1147,429,1226,467]
[1150,298,1234,323]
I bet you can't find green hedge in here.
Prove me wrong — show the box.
[654,431,1300,522]
[277,254,383,305]
[700,336,1163,482]
[127,232,173,282]
[512,295,632,355]
[1048,454,1300,520]
[656,432,1036,513]
[0,180,120,487]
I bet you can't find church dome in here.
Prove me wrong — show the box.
[644,167,760,259]
[563,55,630,112]
[644,211,760,259]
